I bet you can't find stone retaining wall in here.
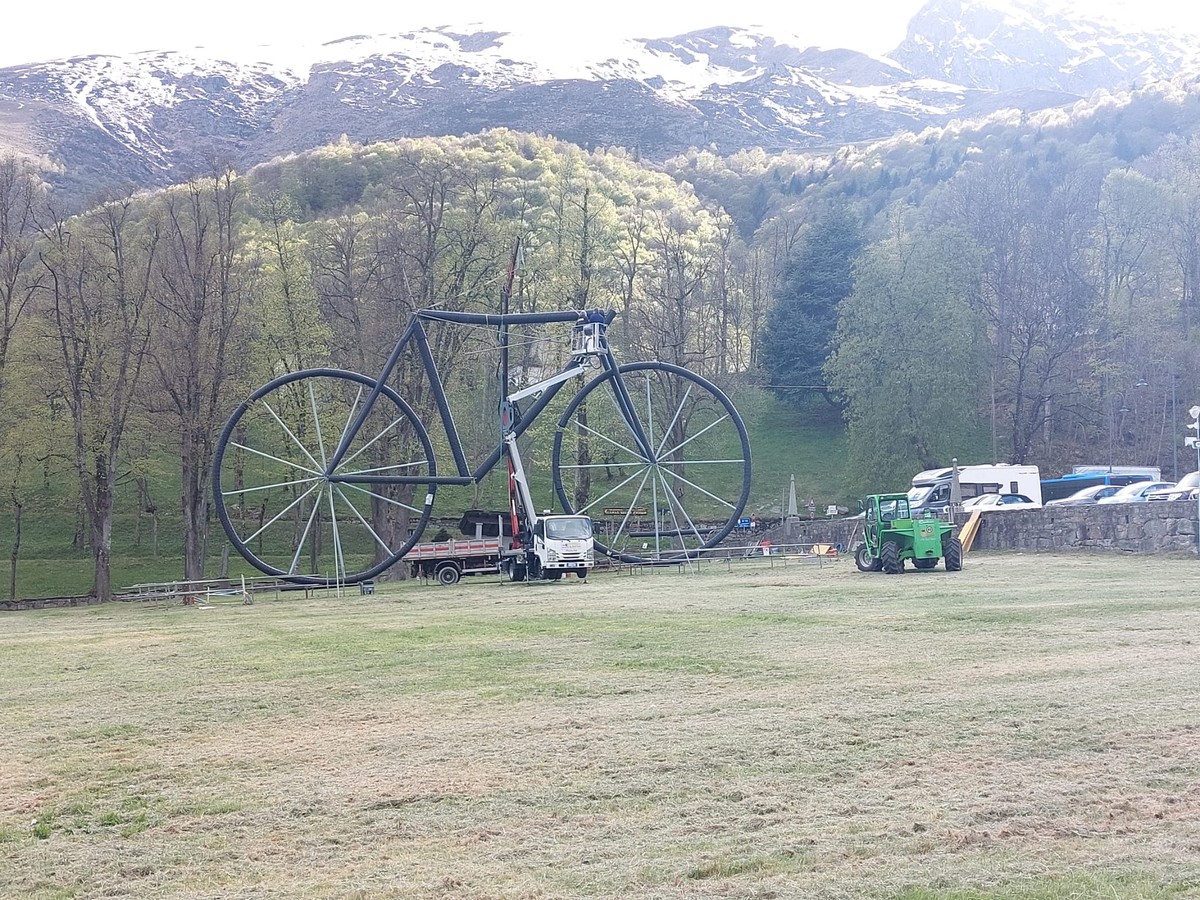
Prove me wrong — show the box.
[963,499,1198,554]
[777,501,1199,555]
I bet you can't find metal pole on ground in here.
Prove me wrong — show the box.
[1188,406,1200,556]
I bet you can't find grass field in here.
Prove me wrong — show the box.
[3,552,1199,899]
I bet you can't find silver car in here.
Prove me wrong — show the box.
[1096,481,1176,504]
[1145,471,1200,501]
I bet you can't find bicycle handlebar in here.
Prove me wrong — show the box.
[416,308,617,327]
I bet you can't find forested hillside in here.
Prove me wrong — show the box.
[668,75,1200,489]
[5,71,1200,598]
[0,132,808,599]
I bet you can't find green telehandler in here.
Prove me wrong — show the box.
[853,493,963,574]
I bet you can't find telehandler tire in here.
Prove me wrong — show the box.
[943,536,963,572]
[854,543,882,572]
[881,540,903,574]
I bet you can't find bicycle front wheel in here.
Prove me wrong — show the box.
[213,369,437,585]
[552,362,751,563]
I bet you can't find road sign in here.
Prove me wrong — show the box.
[603,507,648,516]
[738,517,753,529]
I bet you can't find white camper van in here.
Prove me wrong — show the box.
[908,464,1042,515]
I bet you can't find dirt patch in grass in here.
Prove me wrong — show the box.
[2,554,1200,897]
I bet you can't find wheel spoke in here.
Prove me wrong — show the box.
[339,459,431,477]
[649,465,661,557]
[245,480,323,545]
[222,475,321,497]
[340,481,429,516]
[289,493,323,576]
[656,467,705,552]
[214,370,438,585]
[339,415,412,471]
[262,401,322,472]
[327,480,345,582]
[605,467,655,552]
[572,415,647,464]
[338,385,364,455]
[657,412,732,461]
[657,465,737,510]
[602,379,651,457]
[231,441,322,477]
[571,464,650,517]
[654,381,694,459]
[644,376,656,457]
[334,486,393,554]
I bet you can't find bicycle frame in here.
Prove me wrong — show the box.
[213,302,753,582]
[324,307,647,488]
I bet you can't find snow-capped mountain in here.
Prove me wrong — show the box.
[892,0,1200,93]
[2,0,1197,206]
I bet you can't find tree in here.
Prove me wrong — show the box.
[0,158,45,599]
[37,197,157,600]
[0,157,43,408]
[249,189,331,376]
[927,152,1103,465]
[761,205,864,408]
[147,170,250,586]
[827,226,987,492]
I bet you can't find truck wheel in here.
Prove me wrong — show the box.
[575,568,589,580]
[880,540,903,574]
[943,537,963,572]
[436,564,461,586]
[854,543,881,572]
[913,558,938,570]
[507,562,527,582]
[545,571,564,581]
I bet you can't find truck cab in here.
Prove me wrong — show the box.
[502,431,596,582]
[526,514,595,579]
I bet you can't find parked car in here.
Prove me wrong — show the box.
[961,492,1039,511]
[1045,484,1121,506]
[1146,471,1200,501]
[1096,481,1176,504]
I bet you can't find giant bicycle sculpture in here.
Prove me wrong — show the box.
[212,306,752,584]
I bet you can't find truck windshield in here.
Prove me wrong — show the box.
[907,485,933,505]
[545,517,593,540]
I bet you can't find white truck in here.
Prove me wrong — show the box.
[908,463,1043,515]
[499,431,595,582]
[406,433,595,585]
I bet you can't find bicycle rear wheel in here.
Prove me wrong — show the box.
[552,362,751,563]
[212,368,437,585]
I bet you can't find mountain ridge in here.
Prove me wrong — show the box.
[3,0,1198,206]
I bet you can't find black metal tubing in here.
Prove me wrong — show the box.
[418,308,580,326]
[599,347,654,459]
[329,309,599,486]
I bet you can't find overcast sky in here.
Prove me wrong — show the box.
[5,0,1200,68]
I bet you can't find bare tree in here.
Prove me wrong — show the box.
[0,157,43,406]
[37,198,157,600]
[147,169,249,585]
[0,158,46,600]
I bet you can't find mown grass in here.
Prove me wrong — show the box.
[4,552,1198,898]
